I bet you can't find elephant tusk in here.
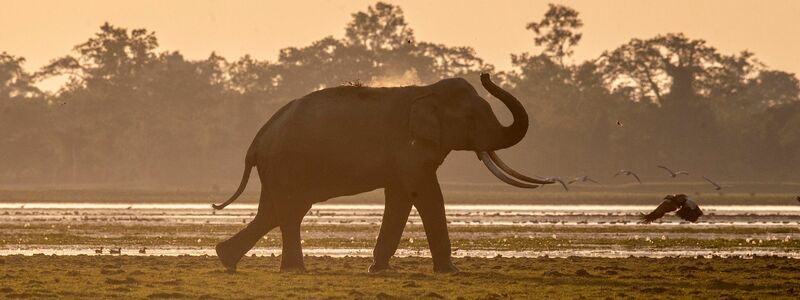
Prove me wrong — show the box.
[478,152,540,189]
[488,151,569,191]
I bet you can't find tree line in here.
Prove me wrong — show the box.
[1,2,798,187]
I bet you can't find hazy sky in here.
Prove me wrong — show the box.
[3,0,799,86]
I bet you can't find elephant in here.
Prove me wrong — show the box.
[212,73,558,273]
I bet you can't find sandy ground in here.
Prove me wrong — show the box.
[2,255,799,299]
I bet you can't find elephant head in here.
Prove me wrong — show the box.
[409,73,563,189]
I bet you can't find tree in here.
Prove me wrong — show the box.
[525,4,583,65]
[0,52,39,98]
[39,22,158,91]
[345,2,414,51]
[600,33,723,106]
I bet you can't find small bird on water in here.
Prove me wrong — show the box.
[641,194,704,223]
[109,248,122,255]
[94,247,104,254]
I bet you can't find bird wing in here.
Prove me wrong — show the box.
[586,177,601,184]
[702,176,721,189]
[657,165,675,176]
[614,170,623,176]
[675,171,690,176]
[641,199,680,223]
[547,178,569,191]
[676,199,704,222]
[567,179,578,184]
[629,172,642,183]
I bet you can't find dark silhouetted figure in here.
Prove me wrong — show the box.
[702,176,722,190]
[94,247,103,254]
[614,169,641,183]
[109,248,121,254]
[139,247,147,254]
[657,165,689,178]
[212,74,560,274]
[641,194,703,223]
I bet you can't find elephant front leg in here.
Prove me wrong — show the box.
[403,171,459,273]
[370,186,413,273]
[279,219,306,272]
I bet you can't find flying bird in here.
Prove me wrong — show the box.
[567,176,600,185]
[542,177,569,191]
[657,165,689,178]
[616,120,623,127]
[641,194,704,223]
[614,169,641,183]
[702,176,722,190]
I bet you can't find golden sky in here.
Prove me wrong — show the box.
[2,0,799,80]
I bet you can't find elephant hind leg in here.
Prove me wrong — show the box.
[278,206,310,272]
[216,210,278,273]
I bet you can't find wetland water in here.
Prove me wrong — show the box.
[2,202,799,258]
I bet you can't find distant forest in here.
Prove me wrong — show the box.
[1,2,799,187]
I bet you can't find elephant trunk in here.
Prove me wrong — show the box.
[480,73,528,150]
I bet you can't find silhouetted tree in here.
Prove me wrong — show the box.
[525,4,583,65]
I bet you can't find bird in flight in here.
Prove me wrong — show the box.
[542,177,569,191]
[614,169,641,184]
[567,176,600,185]
[616,120,623,127]
[657,165,689,178]
[641,194,704,223]
[702,176,722,190]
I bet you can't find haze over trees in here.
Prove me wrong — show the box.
[1,2,798,186]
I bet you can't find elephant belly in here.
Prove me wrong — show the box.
[254,95,408,202]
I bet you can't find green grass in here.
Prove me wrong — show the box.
[1,255,799,299]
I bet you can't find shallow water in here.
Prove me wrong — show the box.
[2,202,800,227]
[3,202,800,212]
[3,245,799,259]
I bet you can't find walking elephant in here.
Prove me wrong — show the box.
[213,73,558,273]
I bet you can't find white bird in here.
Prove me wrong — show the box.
[657,165,689,178]
[641,194,704,223]
[702,176,722,191]
[614,169,642,184]
[567,176,600,185]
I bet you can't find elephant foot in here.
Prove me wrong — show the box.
[279,265,307,273]
[215,243,238,273]
[433,260,460,274]
[368,262,392,273]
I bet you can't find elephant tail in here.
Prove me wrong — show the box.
[212,154,255,210]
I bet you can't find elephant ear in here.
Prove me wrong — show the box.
[408,93,441,146]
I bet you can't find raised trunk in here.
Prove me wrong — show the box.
[480,73,529,150]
